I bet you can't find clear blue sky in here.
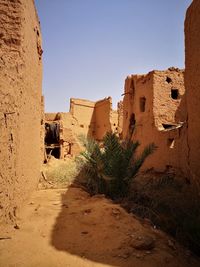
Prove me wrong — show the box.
[35,0,192,112]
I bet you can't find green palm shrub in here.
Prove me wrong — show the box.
[78,132,156,199]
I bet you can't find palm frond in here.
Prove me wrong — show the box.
[128,143,157,179]
[78,132,156,199]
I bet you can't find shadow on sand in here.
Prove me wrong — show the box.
[50,184,142,267]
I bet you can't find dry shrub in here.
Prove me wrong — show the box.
[125,170,200,255]
[42,156,79,187]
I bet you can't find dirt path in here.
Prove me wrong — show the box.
[0,186,199,267]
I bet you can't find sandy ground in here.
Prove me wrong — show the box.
[0,186,199,267]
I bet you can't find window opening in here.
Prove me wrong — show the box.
[171,89,179,99]
[129,113,136,137]
[140,97,146,112]
[166,76,172,83]
[162,124,175,130]
[45,123,60,145]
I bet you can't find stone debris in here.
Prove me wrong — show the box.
[130,235,155,250]
[167,239,176,250]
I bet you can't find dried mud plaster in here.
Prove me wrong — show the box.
[0,0,43,224]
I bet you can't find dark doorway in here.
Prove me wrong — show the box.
[46,147,60,159]
[45,123,60,145]
[171,89,179,100]
[128,113,136,138]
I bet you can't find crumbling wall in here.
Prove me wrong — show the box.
[45,111,84,159]
[111,110,119,134]
[69,97,118,140]
[45,113,60,122]
[117,101,123,136]
[70,98,96,137]
[153,68,185,129]
[95,97,112,140]
[185,0,200,184]
[59,112,83,158]
[0,0,43,224]
[122,69,186,172]
[44,97,120,158]
[60,128,82,157]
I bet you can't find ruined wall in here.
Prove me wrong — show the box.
[95,97,112,140]
[44,97,120,158]
[45,110,87,159]
[117,101,123,136]
[111,110,119,133]
[69,97,118,140]
[122,73,152,141]
[122,69,186,172]
[59,112,83,157]
[0,0,42,224]
[185,0,200,184]
[70,98,96,137]
[45,113,60,122]
[153,68,185,129]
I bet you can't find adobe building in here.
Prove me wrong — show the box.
[0,0,43,224]
[122,68,186,172]
[45,112,82,160]
[45,97,121,159]
[69,97,119,141]
[185,0,200,185]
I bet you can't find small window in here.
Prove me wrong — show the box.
[113,123,116,126]
[171,89,179,99]
[166,76,172,83]
[80,124,84,128]
[130,80,135,91]
[140,97,146,112]
[129,113,136,136]
[129,113,136,127]
[162,124,175,130]
[167,138,175,149]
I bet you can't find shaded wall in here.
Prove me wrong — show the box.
[185,0,200,184]
[41,95,45,162]
[117,101,123,136]
[0,0,43,224]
